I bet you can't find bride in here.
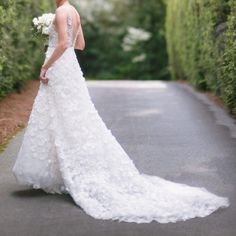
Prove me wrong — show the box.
[12,0,230,224]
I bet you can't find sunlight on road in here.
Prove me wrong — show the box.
[126,108,163,117]
[86,80,168,89]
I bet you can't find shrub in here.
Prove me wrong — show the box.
[165,0,236,116]
[0,0,54,98]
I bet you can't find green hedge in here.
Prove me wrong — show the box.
[165,0,236,116]
[0,0,54,98]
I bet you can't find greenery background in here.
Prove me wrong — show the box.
[0,0,235,115]
[166,0,236,116]
[0,0,54,97]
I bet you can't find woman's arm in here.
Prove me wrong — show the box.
[40,8,68,83]
[74,17,85,50]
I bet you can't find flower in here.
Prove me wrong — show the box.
[122,27,152,52]
[42,27,49,35]
[32,17,39,26]
[32,13,55,36]
[132,53,147,63]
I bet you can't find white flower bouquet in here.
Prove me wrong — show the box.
[32,13,55,35]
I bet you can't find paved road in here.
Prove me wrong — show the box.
[0,80,236,236]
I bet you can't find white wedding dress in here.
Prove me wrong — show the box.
[12,12,230,224]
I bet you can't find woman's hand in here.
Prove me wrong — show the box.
[39,66,49,85]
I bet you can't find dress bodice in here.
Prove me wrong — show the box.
[48,14,79,48]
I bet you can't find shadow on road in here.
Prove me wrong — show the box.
[11,189,78,208]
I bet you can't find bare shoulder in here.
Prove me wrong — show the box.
[71,5,81,20]
[56,5,80,21]
[56,5,68,13]
[55,6,68,18]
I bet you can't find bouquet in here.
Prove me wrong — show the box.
[32,13,55,35]
[32,13,55,48]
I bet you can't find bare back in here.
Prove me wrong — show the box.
[53,4,81,46]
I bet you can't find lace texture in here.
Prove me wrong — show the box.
[12,13,230,224]
[48,14,79,48]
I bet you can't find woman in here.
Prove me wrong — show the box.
[12,0,230,224]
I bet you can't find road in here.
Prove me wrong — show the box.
[0,80,235,236]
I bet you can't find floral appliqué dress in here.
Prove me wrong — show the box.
[12,13,230,224]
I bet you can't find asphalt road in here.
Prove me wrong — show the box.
[0,80,235,236]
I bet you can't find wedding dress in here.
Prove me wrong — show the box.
[12,12,230,224]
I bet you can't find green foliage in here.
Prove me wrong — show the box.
[73,0,169,80]
[1,0,169,97]
[165,0,236,116]
[130,0,169,80]
[0,0,54,98]
[76,16,128,80]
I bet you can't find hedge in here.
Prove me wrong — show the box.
[165,0,236,116]
[0,0,54,98]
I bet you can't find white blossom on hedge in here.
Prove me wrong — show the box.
[132,53,146,63]
[72,0,114,22]
[122,26,151,51]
